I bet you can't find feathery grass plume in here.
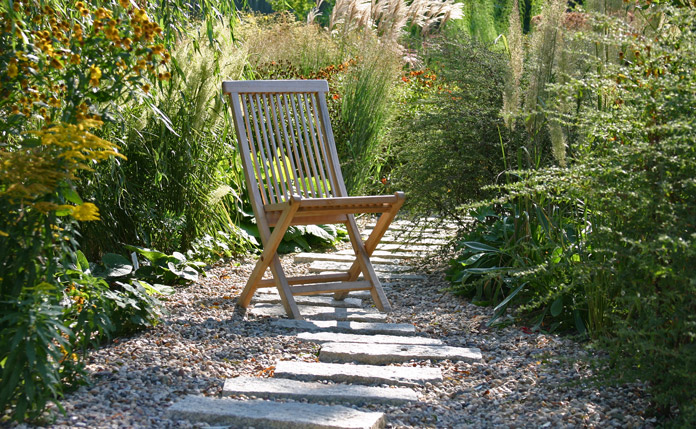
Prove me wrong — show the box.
[548,119,566,166]
[334,34,402,193]
[307,0,325,24]
[330,0,463,43]
[523,0,566,141]
[502,0,524,129]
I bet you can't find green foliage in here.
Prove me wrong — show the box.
[80,22,253,257]
[268,0,319,22]
[389,34,520,219]
[450,4,696,423]
[333,37,401,194]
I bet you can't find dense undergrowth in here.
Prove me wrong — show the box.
[1,0,694,425]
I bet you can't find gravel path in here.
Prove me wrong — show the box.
[8,249,654,428]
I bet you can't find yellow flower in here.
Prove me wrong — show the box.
[7,62,18,78]
[142,83,150,93]
[71,202,100,221]
[119,0,130,8]
[70,53,81,65]
[50,57,64,70]
[89,65,102,80]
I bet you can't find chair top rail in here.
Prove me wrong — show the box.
[223,80,329,95]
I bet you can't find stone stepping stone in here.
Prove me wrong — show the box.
[168,395,386,429]
[376,243,434,253]
[335,249,418,260]
[274,361,443,387]
[253,293,363,308]
[222,376,418,405]
[365,230,452,241]
[316,271,427,282]
[320,342,483,365]
[376,236,448,246]
[251,304,386,322]
[367,221,458,232]
[272,319,416,336]
[297,332,442,345]
[309,261,413,273]
[295,253,404,265]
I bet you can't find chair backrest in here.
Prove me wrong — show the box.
[223,80,348,208]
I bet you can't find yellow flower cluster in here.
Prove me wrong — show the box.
[2,0,172,124]
[0,121,125,222]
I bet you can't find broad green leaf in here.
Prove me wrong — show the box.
[123,245,168,262]
[62,187,83,205]
[304,224,333,242]
[102,253,133,277]
[550,247,563,264]
[550,296,563,317]
[76,250,89,273]
[462,241,501,253]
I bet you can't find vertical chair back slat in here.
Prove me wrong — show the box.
[297,93,325,198]
[288,93,318,198]
[265,94,293,199]
[303,93,331,198]
[254,93,283,203]
[239,94,270,206]
[315,86,348,198]
[281,93,312,197]
[309,92,340,196]
[275,94,307,197]
[247,93,278,204]
[224,80,344,203]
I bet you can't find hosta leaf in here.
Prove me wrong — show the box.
[550,296,563,317]
[102,253,133,278]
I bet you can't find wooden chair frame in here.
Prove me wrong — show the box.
[222,79,405,319]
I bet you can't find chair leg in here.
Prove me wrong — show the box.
[334,194,404,302]
[237,197,303,319]
[269,255,303,319]
[338,214,392,312]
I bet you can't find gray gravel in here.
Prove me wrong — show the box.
[8,247,655,428]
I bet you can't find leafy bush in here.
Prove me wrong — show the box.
[0,0,170,421]
[450,5,696,423]
[389,33,522,219]
[80,22,253,257]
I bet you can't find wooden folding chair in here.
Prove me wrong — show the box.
[222,80,405,319]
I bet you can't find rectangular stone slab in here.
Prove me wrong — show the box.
[297,332,442,345]
[274,361,443,387]
[252,293,363,308]
[319,342,483,365]
[251,304,386,322]
[376,237,447,246]
[168,396,386,429]
[336,249,417,260]
[309,261,413,273]
[365,231,451,240]
[272,319,417,336]
[295,253,404,265]
[375,243,434,253]
[222,376,418,405]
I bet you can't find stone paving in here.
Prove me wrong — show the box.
[168,220,484,428]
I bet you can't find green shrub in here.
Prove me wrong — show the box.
[452,5,696,423]
[80,22,253,257]
[389,34,522,219]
